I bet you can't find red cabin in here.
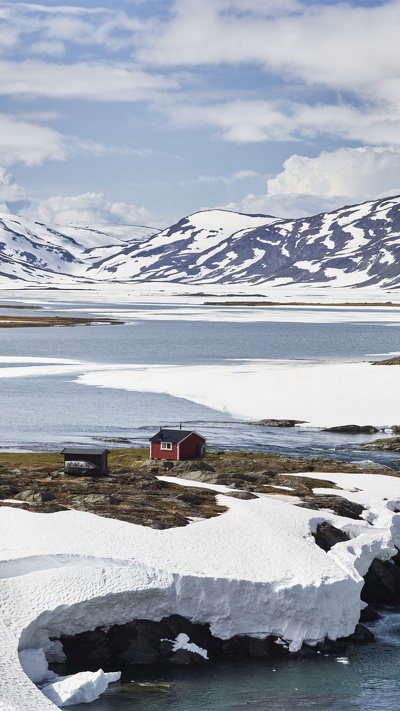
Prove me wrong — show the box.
[149,428,206,461]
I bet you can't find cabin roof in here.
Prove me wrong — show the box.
[61,447,110,455]
[149,429,205,444]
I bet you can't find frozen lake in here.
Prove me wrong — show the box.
[0,292,399,466]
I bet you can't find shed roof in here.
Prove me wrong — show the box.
[61,447,110,455]
[149,429,205,444]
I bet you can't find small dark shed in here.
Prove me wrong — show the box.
[149,429,206,461]
[61,447,110,476]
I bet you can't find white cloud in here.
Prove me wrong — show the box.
[166,98,400,146]
[30,40,66,57]
[0,112,148,166]
[138,0,400,99]
[22,192,165,228]
[268,147,400,200]
[0,2,147,54]
[0,167,27,212]
[198,169,261,184]
[0,60,181,102]
[0,114,68,166]
[220,146,400,218]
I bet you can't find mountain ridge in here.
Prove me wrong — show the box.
[1,195,400,287]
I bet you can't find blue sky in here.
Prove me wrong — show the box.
[0,0,399,228]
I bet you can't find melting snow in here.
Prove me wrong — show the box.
[1,470,400,709]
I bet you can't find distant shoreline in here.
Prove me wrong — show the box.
[204,300,400,307]
[0,315,123,328]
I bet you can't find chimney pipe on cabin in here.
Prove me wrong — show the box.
[160,426,163,440]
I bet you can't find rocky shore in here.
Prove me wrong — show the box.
[2,447,400,689]
[0,448,394,528]
[0,314,122,328]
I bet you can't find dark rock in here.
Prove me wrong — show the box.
[359,605,381,623]
[372,356,400,365]
[74,494,118,506]
[173,461,215,473]
[176,493,203,505]
[224,491,259,500]
[94,437,132,444]
[361,436,400,451]
[60,614,222,667]
[250,419,305,427]
[61,629,111,667]
[222,635,289,660]
[0,485,19,498]
[302,496,365,520]
[324,424,379,434]
[313,522,350,552]
[166,648,207,665]
[346,623,375,645]
[362,557,400,605]
[258,471,277,479]
[16,489,56,503]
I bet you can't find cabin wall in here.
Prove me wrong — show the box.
[150,442,178,460]
[178,435,205,460]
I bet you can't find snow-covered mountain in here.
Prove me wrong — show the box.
[1,195,400,287]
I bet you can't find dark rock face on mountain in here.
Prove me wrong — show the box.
[2,194,400,286]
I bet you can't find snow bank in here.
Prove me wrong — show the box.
[2,352,399,428]
[1,471,400,709]
[42,670,121,707]
[18,648,120,708]
[75,358,400,429]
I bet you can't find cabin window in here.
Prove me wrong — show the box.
[160,441,172,450]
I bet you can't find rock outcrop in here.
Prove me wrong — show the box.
[323,424,379,434]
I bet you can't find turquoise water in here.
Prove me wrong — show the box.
[70,610,400,711]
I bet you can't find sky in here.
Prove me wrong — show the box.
[0,0,399,229]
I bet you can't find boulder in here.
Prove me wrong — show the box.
[250,419,305,427]
[361,436,400,451]
[324,424,379,434]
[16,489,56,504]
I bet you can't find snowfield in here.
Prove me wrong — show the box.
[1,472,400,709]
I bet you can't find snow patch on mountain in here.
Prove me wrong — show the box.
[1,196,400,287]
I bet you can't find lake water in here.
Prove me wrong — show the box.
[0,303,399,467]
[69,609,400,711]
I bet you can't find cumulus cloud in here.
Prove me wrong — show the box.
[0,167,27,212]
[22,192,165,228]
[267,147,400,200]
[221,146,400,218]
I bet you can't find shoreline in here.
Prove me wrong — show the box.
[0,315,123,328]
